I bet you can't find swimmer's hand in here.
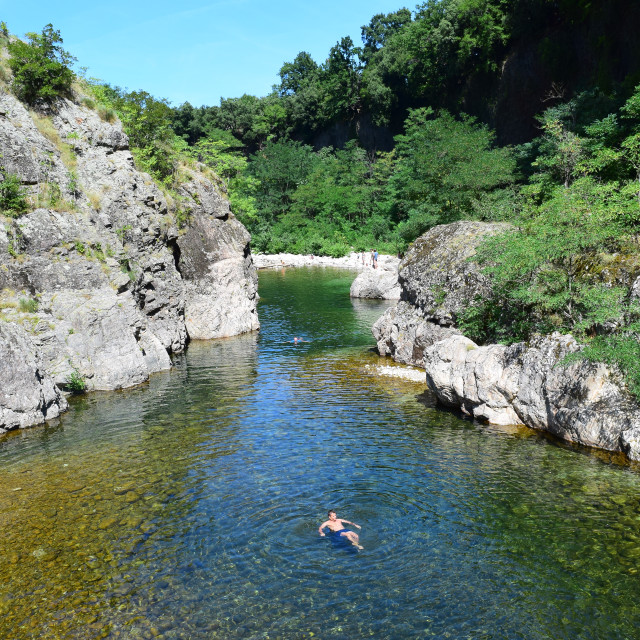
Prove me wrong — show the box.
[319,532,325,537]
[355,524,361,529]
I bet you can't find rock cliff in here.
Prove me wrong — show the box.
[374,221,640,461]
[0,91,259,433]
[373,221,509,364]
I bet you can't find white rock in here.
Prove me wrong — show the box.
[365,364,426,383]
[350,259,401,300]
[423,333,640,459]
[0,323,67,434]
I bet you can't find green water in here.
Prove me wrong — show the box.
[2,267,640,639]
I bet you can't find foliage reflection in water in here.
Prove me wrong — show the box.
[1,267,640,639]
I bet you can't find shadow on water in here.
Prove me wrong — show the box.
[1,267,640,639]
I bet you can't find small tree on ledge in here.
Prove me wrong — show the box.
[8,23,76,106]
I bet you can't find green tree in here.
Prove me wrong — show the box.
[251,93,289,145]
[361,8,412,63]
[290,144,365,223]
[388,108,515,240]
[217,94,262,145]
[190,128,246,185]
[0,172,28,216]
[619,85,640,207]
[362,0,510,119]
[91,84,180,182]
[8,23,76,105]
[288,142,398,253]
[319,37,363,123]
[472,179,626,339]
[246,139,317,224]
[278,52,318,96]
[172,102,222,145]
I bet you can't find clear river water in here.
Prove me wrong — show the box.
[2,267,640,640]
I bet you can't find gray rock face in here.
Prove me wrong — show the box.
[33,288,157,391]
[0,322,67,434]
[373,301,460,365]
[0,94,69,189]
[0,92,259,432]
[423,333,640,461]
[399,221,511,325]
[177,199,259,339]
[350,258,401,300]
[373,221,505,363]
[373,220,640,461]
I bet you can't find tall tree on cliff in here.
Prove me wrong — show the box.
[387,107,515,240]
[8,23,76,105]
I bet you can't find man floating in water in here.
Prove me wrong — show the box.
[318,509,363,549]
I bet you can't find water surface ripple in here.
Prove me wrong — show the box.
[1,267,640,639]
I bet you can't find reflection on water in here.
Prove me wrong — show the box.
[1,267,640,639]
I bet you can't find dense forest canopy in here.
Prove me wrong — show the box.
[172,0,640,150]
[2,0,640,394]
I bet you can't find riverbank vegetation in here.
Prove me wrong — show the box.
[3,1,640,393]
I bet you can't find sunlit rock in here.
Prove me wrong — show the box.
[423,333,640,460]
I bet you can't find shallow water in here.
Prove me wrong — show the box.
[2,267,640,639]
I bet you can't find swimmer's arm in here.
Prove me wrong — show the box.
[318,520,330,536]
[342,519,361,529]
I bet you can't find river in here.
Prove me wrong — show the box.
[1,267,640,639]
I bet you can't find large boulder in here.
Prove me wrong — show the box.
[350,258,401,300]
[177,198,259,340]
[399,220,511,325]
[373,301,460,366]
[372,220,640,460]
[373,221,507,363]
[0,323,67,434]
[423,333,640,460]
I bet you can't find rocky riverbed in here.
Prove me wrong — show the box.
[0,91,259,433]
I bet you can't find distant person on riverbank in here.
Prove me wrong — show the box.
[318,509,363,549]
[373,249,378,269]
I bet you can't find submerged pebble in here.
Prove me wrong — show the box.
[1,268,640,639]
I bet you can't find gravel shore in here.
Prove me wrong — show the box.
[253,252,397,270]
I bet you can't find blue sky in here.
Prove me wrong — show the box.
[2,1,410,107]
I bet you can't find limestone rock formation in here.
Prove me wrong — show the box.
[176,183,259,339]
[350,258,401,300]
[0,92,259,433]
[373,220,640,461]
[0,322,67,434]
[373,221,507,363]
[423,333,640,461]
[399,221,511,325]
[373,301,459,365]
